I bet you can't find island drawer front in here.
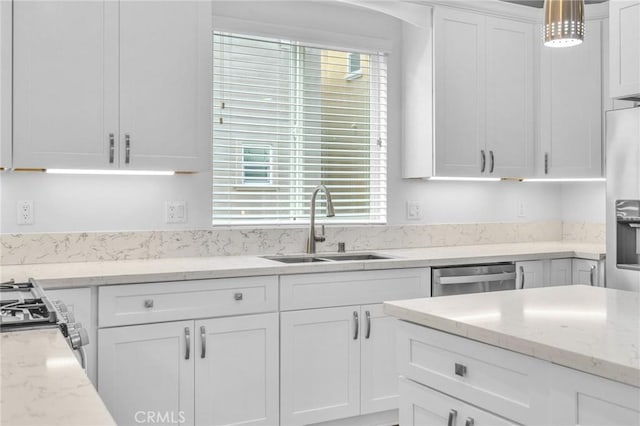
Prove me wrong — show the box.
[399,377,519,426]
[280,268,431,311]
[397,321,548,425]
[99,276,278,327]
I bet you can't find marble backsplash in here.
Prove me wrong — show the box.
[0,221,583,265]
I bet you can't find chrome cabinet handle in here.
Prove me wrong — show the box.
[544,152,549,174]
[125,134,131,164]
[465,417,475,426]
[184,327,191,360]
[590,265,596,286]
[108,133,115,164]
[489,150,495,173]
[234,292,243,301]
[447,409,458,426]
[480,150,486,173]
[455,362,467,377]
[144,299,154,308]
[353,311,359,340]
[365,310,371,339]
[519,266,525,289]
[200,326,206,358]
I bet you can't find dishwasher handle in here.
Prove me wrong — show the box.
[436,272,517,285]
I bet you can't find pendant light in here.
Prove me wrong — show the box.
[543,0,585,47]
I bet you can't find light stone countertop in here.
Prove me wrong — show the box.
[384,285,640,387]
[0,329,115,426]
[0,241,604,289]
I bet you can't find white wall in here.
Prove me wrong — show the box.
[0,1,582,234]
[559,181,606,223]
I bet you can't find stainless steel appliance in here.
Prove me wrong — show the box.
[0,278,90,368]
[606,107,640,292]
[431,263,516,297]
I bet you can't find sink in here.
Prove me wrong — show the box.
[264,256,327,264]
[319,253,392,261]
[264,253,392,263]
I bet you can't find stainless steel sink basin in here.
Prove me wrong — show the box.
[264,256,327,264]
[320,254,392,261]
[264,253,392,263]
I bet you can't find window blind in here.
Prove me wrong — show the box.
[212,32,387,224]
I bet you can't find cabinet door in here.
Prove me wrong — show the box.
[485,17,534,178]
[13,1,118,169]
[195,313,278,426]
[98,321,194,426]
[361,304,398,415]
[45,287,97,386]
[549,258,572,286]
[516,260,546,289]
[610,0,640,99]
[0,0,11,169]
[434,7,486,177]
[119,1,210,171]
[539,19,603,178]
[572,259,600,286]
[280,306,361,425]
[399,378,519,426]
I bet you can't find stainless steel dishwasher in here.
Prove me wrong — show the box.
[431,263,517,297]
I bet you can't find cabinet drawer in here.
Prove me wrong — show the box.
[399,377,519,426]
[280,268,430,311]
[397,321,548,425]
[99,276,278,327]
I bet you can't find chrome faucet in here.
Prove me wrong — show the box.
[306,185,335,254]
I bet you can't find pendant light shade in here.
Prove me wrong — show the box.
[544,0,585,47]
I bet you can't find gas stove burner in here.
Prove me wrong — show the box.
[0,280,35,291]
[0,279,59,329]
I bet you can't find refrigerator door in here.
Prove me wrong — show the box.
[606,107,640,291]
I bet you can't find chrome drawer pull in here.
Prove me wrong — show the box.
[184,327,190,360]
[447,409,458,426]
[125,134,131,164]
[519,266,525,289]
[200,326,206,359]
[480,150,486,173]
[108,133,115,164]
[234,292,243,301]
[144,299,154,309]
[590,265,596,286]
[455,362,467,377]
[489,150,495,173]
[365,310,371,339]
[353,311,359,340]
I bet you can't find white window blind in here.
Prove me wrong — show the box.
[212,32,387,224]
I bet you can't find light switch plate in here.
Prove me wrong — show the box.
[407,201,422,220]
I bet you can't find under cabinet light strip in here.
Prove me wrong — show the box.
[523,178,606,182]
[45,169,175,176]
[428,177,501,182]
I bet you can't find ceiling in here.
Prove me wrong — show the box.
[500,0,607,8]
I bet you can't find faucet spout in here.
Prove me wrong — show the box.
[306,185,335,254]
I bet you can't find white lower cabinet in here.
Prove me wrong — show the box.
[515,260,546,288]
[572,258,604,287]
[399,378,518,426]
[397,321,640,426]
[99,313,278,426]
[195,314,279,426]
[517,258,591,288]
[99,320,195,426]
[280,304,401,426]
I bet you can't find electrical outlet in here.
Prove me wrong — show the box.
[407,201,422,220]
[166,201,187,224]
[17,200,34,225]
[517,199,526,217]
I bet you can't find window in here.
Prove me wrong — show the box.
[212,32,387,224]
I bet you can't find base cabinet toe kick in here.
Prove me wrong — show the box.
[396,321,640,426]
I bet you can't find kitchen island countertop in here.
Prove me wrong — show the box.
[0,329,115,426]
[384,285,640,387]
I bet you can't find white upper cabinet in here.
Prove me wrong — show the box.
[432,7,533,178]
[0,0,12,170]
[12,1,210,171]
[485,17,534,177]
[13,1,115,169]
[609,0,640,100]
[433,7,486,177]
[539,19,604,178]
